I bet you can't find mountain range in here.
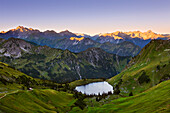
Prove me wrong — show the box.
[53,37,140,56]
[1,26,169,56]
[0,38,130,83]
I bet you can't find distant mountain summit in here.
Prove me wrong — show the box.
[97,30,167,40]
[74,33,91,38]
[125,30,164,40]
[0,26,40,39]
[95,30,169,47]
[0,26,36,33]
[0,26,77,39]
[12,26,36,32]
[59,30,77,38]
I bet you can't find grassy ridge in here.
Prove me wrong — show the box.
[70,80,170,113]
[107,40,170,95]
[0,89,76,113]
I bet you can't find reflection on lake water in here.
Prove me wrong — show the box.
[75,81,114,95]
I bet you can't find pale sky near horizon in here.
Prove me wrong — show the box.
[1,0,170,35]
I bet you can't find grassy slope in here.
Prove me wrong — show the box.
[0,62,32,92]
[0,61,60,94]
[0,89,76,113]
[107,40,170,95]
[70,80,170,113]
[0,61,78,113]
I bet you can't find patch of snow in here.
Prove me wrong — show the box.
[132,40,136,45]
[14,52,21,58]
[116,39,119,44]
[73,41,78,45]
[0,48,5,53]
[20,47,29,52]
[4,52,11,57]
[75,65,82,79]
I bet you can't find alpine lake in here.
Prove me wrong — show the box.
[75,81,114,95]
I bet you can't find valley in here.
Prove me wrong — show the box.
[0,38,169,113]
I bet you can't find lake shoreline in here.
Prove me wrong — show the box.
[69,79,104,89]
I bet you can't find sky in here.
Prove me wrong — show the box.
[1,0,170,35]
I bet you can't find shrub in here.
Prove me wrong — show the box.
[138,70,150,84]
[129,92,133,96]
[0,67,3,69]
[160,74,170,83]
[114,84,120,94]
[156,65,160,70]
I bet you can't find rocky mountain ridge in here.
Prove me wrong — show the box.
[54,37,141,56]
